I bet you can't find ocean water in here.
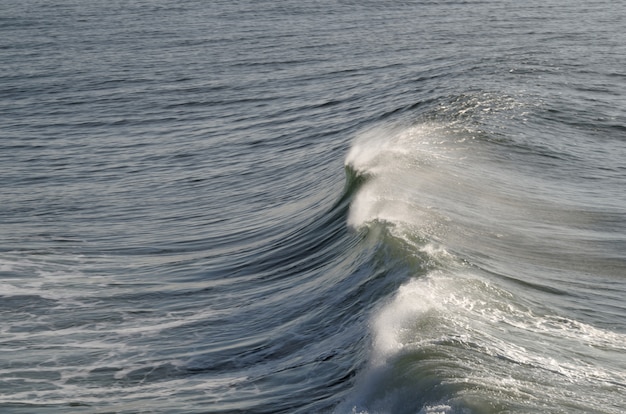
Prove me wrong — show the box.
[1,0,625,413]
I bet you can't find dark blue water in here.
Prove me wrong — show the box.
[1,1,625,413]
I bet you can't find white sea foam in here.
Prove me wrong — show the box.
[418,405,454,414]
[345,122,463,235]
[0,299,249,409]
[345,122,454,176]
[338,269,626,414]
[339,114,626,413]
[0,252,255,410]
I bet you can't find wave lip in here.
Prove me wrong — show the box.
[338,118,626,414]
[338,269,626,414]
[344,122,464,237]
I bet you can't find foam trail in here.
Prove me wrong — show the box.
[338,120,626,414]
[338,269,626,414]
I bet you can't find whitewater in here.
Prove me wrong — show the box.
[1,0,625,413]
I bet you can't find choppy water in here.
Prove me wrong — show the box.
[1,1,625,413]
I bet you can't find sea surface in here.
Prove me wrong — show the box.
[1,1,625,413]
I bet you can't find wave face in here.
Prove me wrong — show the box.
[1,0,625,413]
[338,104,626,413]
